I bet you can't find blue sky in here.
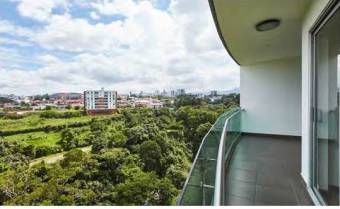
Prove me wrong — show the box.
[0,0,239,95]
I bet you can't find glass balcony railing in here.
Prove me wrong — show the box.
[177,108,242,205]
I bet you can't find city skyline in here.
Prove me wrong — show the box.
[0,87,240,97]
[0,0,239,95]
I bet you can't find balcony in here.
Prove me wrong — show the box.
[177,109,314,206]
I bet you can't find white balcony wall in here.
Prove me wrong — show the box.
[240,57,302,136]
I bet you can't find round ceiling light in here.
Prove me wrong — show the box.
[255,19,281,32]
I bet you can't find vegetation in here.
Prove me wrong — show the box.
[0,111,116,136]
[0,95,239,205]
[39,110,83,119]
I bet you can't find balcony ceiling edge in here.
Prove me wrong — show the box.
[209,0,312,66]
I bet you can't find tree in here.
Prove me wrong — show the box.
[125,126,147,147]
[59,129,79,151]
[60,149,86,167]
[0,105,227,206]
[0,163,9,173]
[107,131,127,148]
[114,171,177,205]
[40,110,60,119]
[91,137,108,154]
[35,146,58,158]
[95,148,129,183]
[176,106,218,157]
[193,122,212,155]
[165,165,188,189]
[138,141,162,174]
[174,95,207,107]
[22,145,36,158]
[90,120,107,136]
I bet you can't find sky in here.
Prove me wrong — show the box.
[0,0,239,95]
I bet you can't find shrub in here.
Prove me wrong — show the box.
[35,146,60,158]
[60,149,86,167]
[40,111,61,119]
[4,114,24,120]
[58,129,80,151]
[40,110,82,119]
[0,162,10,173]
[22,145,36,158]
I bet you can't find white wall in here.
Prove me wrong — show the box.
[301,0,332,188]
[240,57,301,136]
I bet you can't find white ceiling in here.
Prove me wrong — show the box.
[211,0,313,65]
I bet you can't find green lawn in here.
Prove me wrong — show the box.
[3,126,92,147]
[3,131,61,147]
[0,113,108,132]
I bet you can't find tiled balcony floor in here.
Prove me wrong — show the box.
[224,134,314,205]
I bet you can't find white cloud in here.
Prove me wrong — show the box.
[0,19,33,37]
[90,11,100,20]
[0,37,32,47]
[34,14,127,53]
[16,0,68,22]
[0,46,39,71]
[91,0,140,16]
[0,0,239,95]
[0,20,13,33]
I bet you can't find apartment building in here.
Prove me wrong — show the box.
[133,98,164,109]
[84,88,117,115]
[176,89,186,96]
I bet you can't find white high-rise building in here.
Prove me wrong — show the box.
[84,88,117,115]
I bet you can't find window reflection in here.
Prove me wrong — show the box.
[314,6,340,206]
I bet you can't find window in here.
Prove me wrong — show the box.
[312,1,340,205]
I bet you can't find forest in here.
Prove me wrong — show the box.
[0,95,238,205]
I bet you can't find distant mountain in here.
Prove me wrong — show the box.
[50,93,82,100]
[220,88,240,95]
[193,88,240,96]
[0,97,16,104]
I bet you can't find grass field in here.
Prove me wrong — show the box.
[0,114,96,132]
[0,111,118,163]
[3,126,92,146]
[0,111,118,132]
[30,145,92,166]
[3,131,61,147]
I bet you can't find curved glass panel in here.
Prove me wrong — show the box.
[177,108,241,205]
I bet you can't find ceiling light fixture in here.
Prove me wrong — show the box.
[255,19,281,32]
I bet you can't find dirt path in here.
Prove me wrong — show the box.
[30,146,92,167]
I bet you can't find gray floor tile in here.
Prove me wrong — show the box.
[226,180,256,200]
[225,194,254,205]
[255,185,297,205]
[230,159,257,171]
[228,168,257,183]
[224,134,313,206]
[256,171,291,189]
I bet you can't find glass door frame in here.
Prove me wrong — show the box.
[310,0,340,205]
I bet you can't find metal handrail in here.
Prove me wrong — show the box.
[213,109,241,205]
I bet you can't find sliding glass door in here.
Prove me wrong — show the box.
[312,1,340,205]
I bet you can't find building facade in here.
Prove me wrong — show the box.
[176,89,186,96]
[133,98,164,109]
[84,88,117,115]
[179,0,340,206]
